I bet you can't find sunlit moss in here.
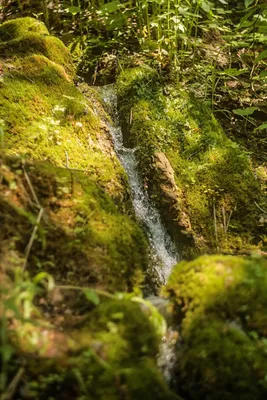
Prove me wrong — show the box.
[0,17,74,76]
[164,254,267,399]
[0,18,149,290]
[117,66,266,255]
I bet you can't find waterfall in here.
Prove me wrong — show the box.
[97,85,178,282]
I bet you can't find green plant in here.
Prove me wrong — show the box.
[0,269,54,393]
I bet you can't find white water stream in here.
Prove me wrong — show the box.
[98,84,178,282]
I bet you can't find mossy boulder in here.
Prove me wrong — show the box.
[0,17,74,76]
[2,269,182,400]
[0,18,149,291]
[117,66,267,257]
[165,255,267,399]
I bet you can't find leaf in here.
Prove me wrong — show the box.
[100,0,119,14]
[83,289,100,305]
[200,1,211,13]
[256,123,267,131]
[260,70,267,78]
[65,6,81,15]
[219,68,247,77]
[0,344,14,362]
[233,107,258,116]
[245,0,255,8]
[33,272,55,291]
[255,50,267,63]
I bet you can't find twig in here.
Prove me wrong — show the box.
[226,209,233,233]
[65,151,69,169]
[1,367,24,400]
[213,202,218,244]
[222,206,226,233]
[254,201,267,214]
[23,208,44,272]
[56,284,115,299]
[23,167,41,208]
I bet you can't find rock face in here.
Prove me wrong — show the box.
[165,255,267,400]
[117,65,267,257]
[152,152,194,250]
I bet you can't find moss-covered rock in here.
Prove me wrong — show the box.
[0,158,148,290]
[165,255,267,399]
[0,18,149,291]
[2,269,182,400]
[0,17,74,76]
[117,66,267,257]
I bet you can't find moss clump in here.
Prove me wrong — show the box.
[75,299,182,400]
[117,66,266,256]
[0,17,48,40]
[0,158,147,291]
[3,273,182,400]
[0,17,74,76]
[165,255,267,399]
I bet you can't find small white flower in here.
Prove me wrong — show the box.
[76,122,83,128]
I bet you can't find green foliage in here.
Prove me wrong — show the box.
[1,269,55,392]
[165,254,267,399]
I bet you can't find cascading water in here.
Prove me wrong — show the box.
[97,84,179,282]
[97,84,179,387]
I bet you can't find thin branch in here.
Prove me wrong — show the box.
[1,367,24,400]
[56,284,115,299]
[65,151,69,169]
[222,206,226,233]
[23,167,41,208]
[226,209,233,233]
[23,208,44,272]
[213,202,218,244]
[254,201,267,214]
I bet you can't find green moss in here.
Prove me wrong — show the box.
[0,17,48,41]
[0,17,74,76]
[0,159,147,291]
[0,18,149,291]
[165,255,267,399]
[5,293,181,400]
[70,299,182,399]
[117,66,266,255]
[0,51,127,201]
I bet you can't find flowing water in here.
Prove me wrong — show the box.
[97,84,178,386]
[98,84,179,282]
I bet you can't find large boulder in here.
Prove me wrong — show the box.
[0,17,148,291]
[1,270,182,400]
[165,254,267,400]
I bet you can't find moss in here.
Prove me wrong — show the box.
[0,17,49,40]
[0,17,74,76]
[165,255,267,399]
[74,298,181,400]
[0,18,149,291]
[0,45,128,204]
[3,283,182,400]
[117,66,267,256]
[0,158,147,291]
